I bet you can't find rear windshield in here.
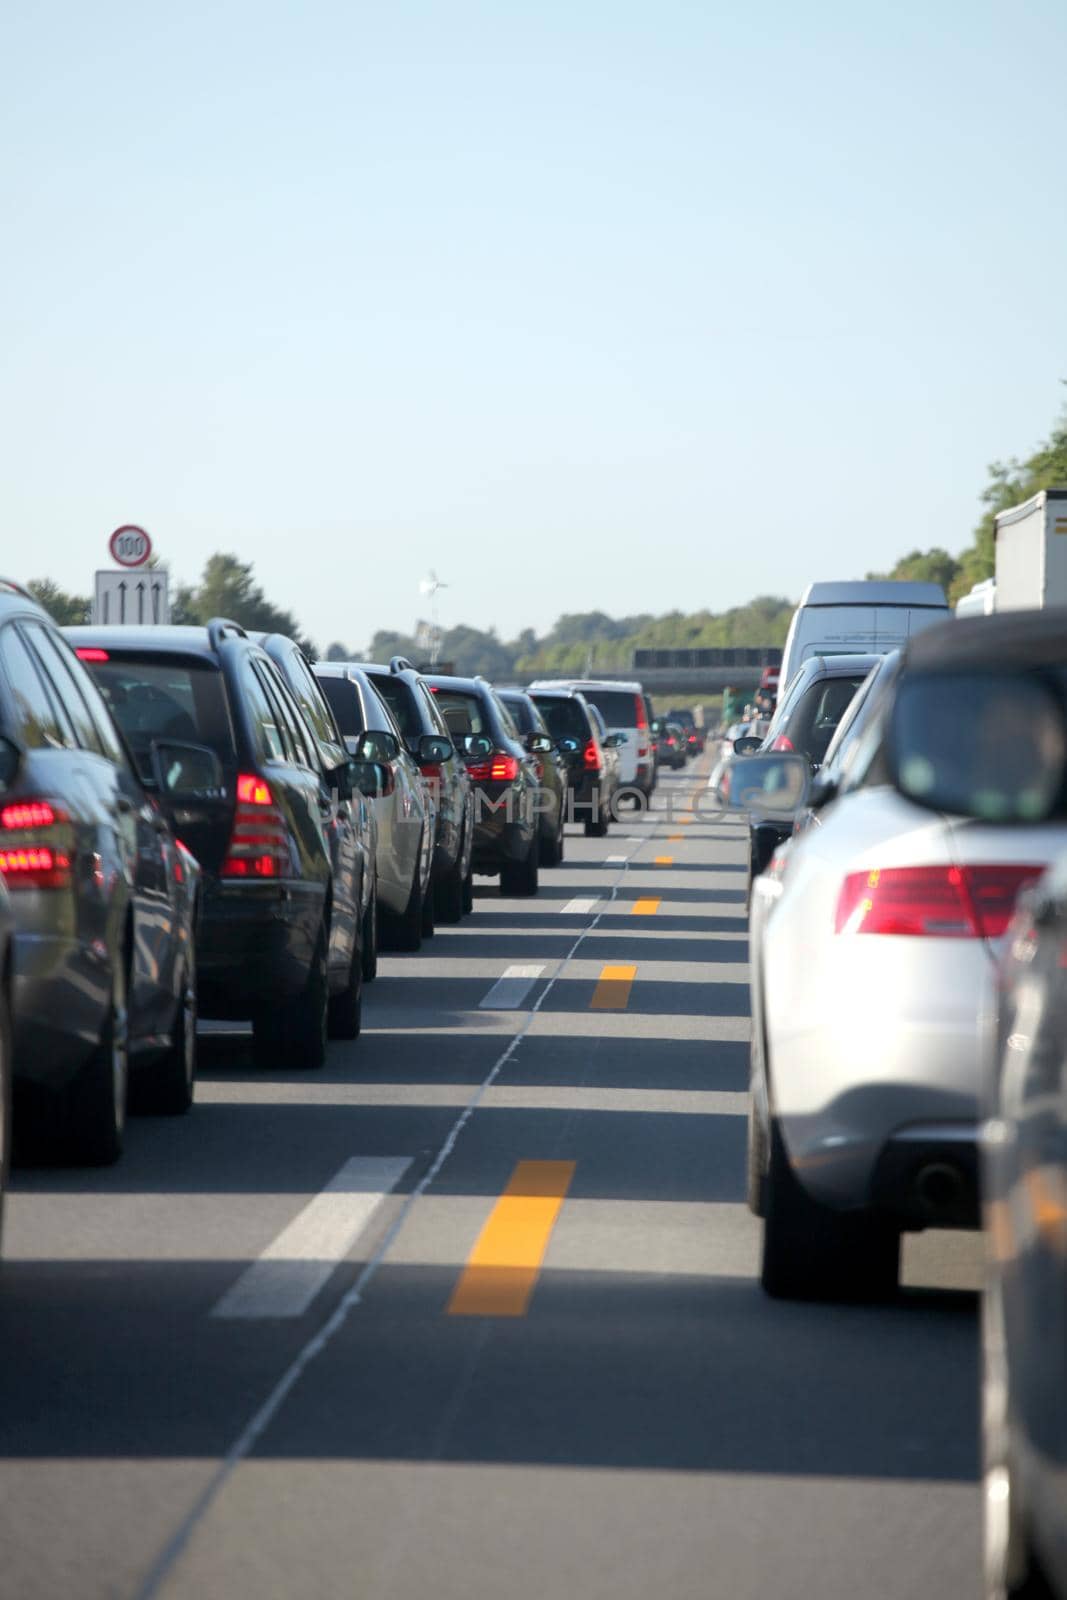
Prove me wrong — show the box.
[89,656,233,781]
[500,694,537,735]
[367,674,420,739]
[430,687,489,738]
[318,676,364,738]
[583,690,640,729]
[533,694,588,742]
[783,675,866,764]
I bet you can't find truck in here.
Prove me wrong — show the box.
[994,488,1067,610]
[778,580,949,692]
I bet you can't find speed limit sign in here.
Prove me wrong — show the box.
[108,525,152,568]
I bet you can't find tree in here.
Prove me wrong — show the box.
[174,553,313,650]
[27,579,91,626]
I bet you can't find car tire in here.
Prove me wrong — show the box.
[434,856,465,923]
[0,972,12,1245]
[746,1099,766,1216]
[388,853,425,953]
[584,814,609,838]
[361,880,379,981]
[462,869,474,915]
[760,1118,898,1301]
[255,928,328,1071]
[539,811,564,867]
[500,837,539,897]
[328,924,363,1041]
[134,953,197,1116]
[66,959,129,1166]
[421,874,436,938]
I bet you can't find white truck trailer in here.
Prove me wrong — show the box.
[995,488,1067,610]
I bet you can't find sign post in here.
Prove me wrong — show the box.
[92,525,170,624]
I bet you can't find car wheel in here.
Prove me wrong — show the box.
[983,1280,1055,1599]
[421,874,436,938]
[134,952,197,1115]
[66,959,129,1165]
[328,922,363,1041]
[462,869,474,915]
[361,880,379,981]
[760,1118,898,1301]
[501,837,539,897]
[539,811,564,867]
[0,971,12,1247]
[434,854,465,923]
[255,928,328,1071]
[746,1098,766,1216]
[386,850,425,953]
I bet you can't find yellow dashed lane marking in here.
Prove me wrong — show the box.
[667,833,683,841]
[654,855,673,866]
[590,963,637,1009]
[632,898,661,916]
[447,1160,576,1317]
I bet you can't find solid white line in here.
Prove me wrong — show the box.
[478,964,546,1010]
[134,860,636,1600]
[560,897,599,914]
[210,1156,412,1320]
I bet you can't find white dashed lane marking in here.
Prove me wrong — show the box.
[560,898,599,915]
[479,964,547,1009]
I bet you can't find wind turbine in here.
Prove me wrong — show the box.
[419,570,448,666]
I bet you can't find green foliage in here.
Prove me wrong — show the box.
[173,553,313,650]
[27,579,91,626]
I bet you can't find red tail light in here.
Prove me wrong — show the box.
[835,864,1045,939]
[419,762,442,781]
[583,739,599,771]
[221,773,288,879]
[0,799,72,889]
[771,734,794,752]
[635,697,648,731]
[467,754,520,782]
[75,647,110,663]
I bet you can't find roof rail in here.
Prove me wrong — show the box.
[389,654,416,675]
[206,617,248,652]
[0,578,37,602]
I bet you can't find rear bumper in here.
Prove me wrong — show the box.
[471,798,535,871]
[197,878,325,1017]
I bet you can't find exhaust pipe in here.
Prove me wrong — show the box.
[915,1161,965,1216]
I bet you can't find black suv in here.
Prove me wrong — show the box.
[528,686,616,837]
[361,658,474,921]
[0,584,199,1165]
[69,620,369,1069]
[426,675,541,896]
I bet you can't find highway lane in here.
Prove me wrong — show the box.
[0,761,982,1598]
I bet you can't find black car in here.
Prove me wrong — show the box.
[743,653,878,886]
[0,876,11,1242]
[252,633,379,978]
[0,585,199,1165]
[497,689,566,866]
[528,687,619,837]
[69,620,368,1070]
[668,707,705,757]
[361,658,474,923]
[426,675,540,896]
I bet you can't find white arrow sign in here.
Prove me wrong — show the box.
[93,569,170,626]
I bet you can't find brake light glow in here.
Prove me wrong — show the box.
[74,647,110,663]
[467,754,520,782]
[222,773,288,879]
[583,738,599,771]
[771,734,794,752]
[0,798,73,888]
[835,864,1045,939]
[2,801,58,830]
[635,697,647,731]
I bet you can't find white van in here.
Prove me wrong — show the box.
[778,581,948,696]
[528,678,652,795]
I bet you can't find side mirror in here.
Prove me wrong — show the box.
[557,736,580,754]
[713,752,809,820]
[603,733,625,749]
[331,760,356,802]
[526,732,553,754]
[733,736,763,756]
[0,735,22,792]
[350,760,394,798]
[418,734,454,765]
[151,741,224,797]
[350,730,399,763]
[888,670,1067,823]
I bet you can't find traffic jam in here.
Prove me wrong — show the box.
[2,496,1067,1599]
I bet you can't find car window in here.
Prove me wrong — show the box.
[493,692,520,742]
[317,675,364,738]
[239,658,288,763]
[0,623,71,749]
[532,695,587,743]
[417,681,451,739]
[782,674,866,764]
[370,675,419,740]
[584,690,639,728]
[587,705,608,739]
[89,655,234,781]
[432,688,486,737]
[501,695,535,735]
[24,622,112,757]
[257,659,317,771]
[286,651,343,762]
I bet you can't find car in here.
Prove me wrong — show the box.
[744,653,879,887]
[69,619,368,1070]
[529,687,623,835]
[252,633,379,981]
[314,662,439,947]
[0,586,200,1165]
[529,679,654,800]
[497,689,566,866]
[425,675,541,895]
[0,874,14,1246]
[865,613,1067,1600]
[360,658,474,924]
[738,612,1067,1302]
[667,707,705,757]
[652,718,687,771]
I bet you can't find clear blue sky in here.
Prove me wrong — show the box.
[4,0,1065,650]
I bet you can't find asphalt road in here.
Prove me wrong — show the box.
[0,759,983,1599]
